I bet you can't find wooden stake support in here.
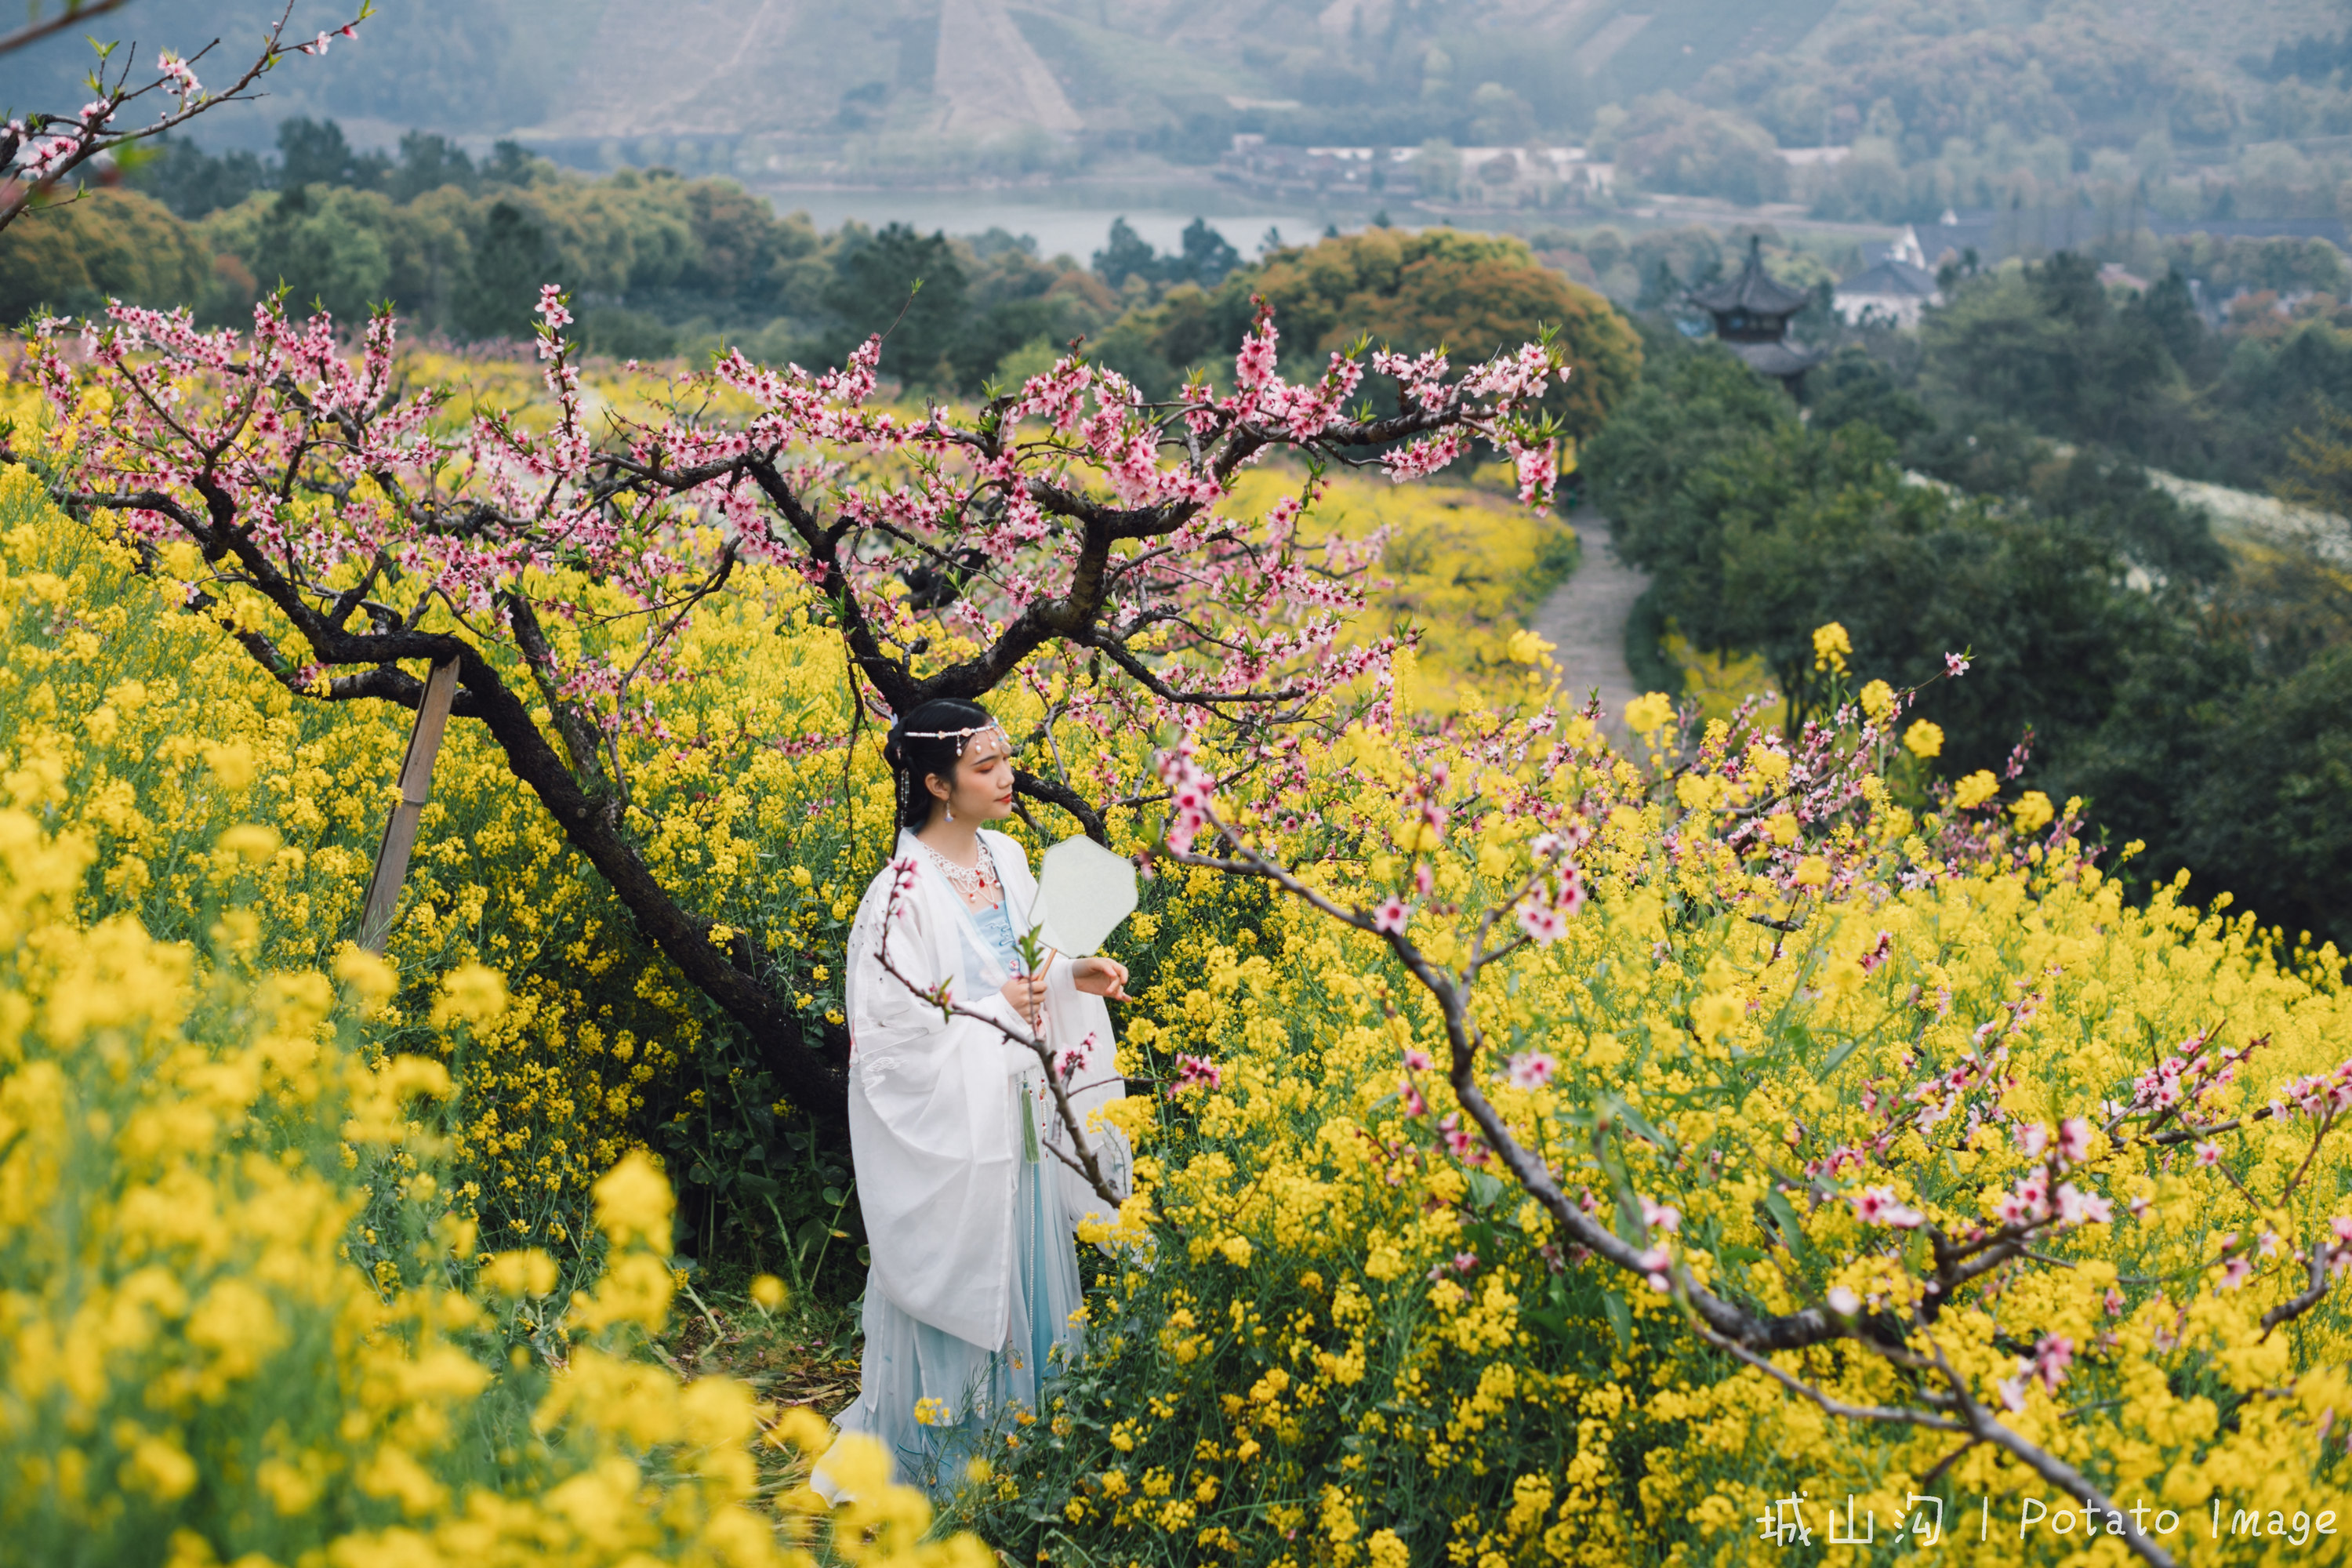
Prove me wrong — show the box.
[356,658,459,953]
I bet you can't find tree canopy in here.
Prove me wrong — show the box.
[1127,228,1641,437]
[0,189,213,323]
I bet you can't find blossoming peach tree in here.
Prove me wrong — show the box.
[13,287,1570,1120]
[1134,673,2352,1568]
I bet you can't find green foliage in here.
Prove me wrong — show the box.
[1092,216,1240,292]
[1918,253,2195,459]
[2060,592,2352,948]
[277,116,393,194]
[387,131,485,205]
[1592,343,2171,746]
[241,183,398,325]
[1804,347,1933,446]
[1610,93,1791,205]
[1693,6,2245,220]
[0,189,214,324]
[1122,229,1642,437]
[1892,246,2352,494]
[819,223,968,385]
[1588,321,2352,946]
[128,135,271,221]
[461,199,555,341]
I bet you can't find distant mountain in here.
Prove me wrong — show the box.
[0,0,2318,165]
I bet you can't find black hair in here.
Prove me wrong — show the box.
[882,698,999,832]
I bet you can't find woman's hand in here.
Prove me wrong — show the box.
[1069,956,1131,1002]
[1000,973,1047,1028]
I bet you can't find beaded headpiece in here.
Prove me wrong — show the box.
[898,720,1007,757]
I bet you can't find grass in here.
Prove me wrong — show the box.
[654,1265,866,1500]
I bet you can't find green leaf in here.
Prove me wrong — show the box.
[1613,1099,1678,1156]
[1762,1185,1813,1264]
[1601,1290,1633,1351]
[1815,1031,1864,1081]
[1521,1305,1581,1345]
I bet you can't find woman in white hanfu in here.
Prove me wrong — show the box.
[815,698,1133,1501]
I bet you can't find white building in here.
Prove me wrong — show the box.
[1835,225,1942,328]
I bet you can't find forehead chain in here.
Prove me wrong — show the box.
[902,721,1007,757]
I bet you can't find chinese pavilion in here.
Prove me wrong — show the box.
[1687,237,1822,392]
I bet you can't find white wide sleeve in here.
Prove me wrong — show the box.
[843,866,1027,1347]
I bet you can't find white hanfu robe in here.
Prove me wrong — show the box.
[817,827,1130,1500]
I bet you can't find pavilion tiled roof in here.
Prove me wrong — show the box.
[1688,237,1813,317]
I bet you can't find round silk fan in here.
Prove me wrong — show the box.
[1032,834,1138,958]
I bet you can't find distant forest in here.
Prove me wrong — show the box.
[0,117,1636,427]
[6,103,2350,499]
[1,0,2341,224]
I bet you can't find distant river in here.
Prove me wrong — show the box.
[749,191,1375,263]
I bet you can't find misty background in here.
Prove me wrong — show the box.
[5,0,2352,942]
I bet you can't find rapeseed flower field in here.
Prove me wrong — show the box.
[4,310,2349,1566]
[0,800,978,1563]
[931,655,2352,1564]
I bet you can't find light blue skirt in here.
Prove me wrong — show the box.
[825,1126,1086,1501]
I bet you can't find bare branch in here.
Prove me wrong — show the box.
[0,0,131,60]
[2261,1243,2337,1338]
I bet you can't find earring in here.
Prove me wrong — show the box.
[946,804,954,822]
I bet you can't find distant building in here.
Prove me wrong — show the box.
[1836,227,1941,327]
[1922,208,1998,271]
[1688,237,1822,392]
[1214,140,1607,203]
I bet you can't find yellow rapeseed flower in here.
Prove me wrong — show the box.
[590,1150,673,1252]
[1811,621,1851,673]
[216,823,281,863]
[480,1249,559,1298]
[1692,992,1743,1043]
[1952,770,1999,810]
[1622,691,1675,735]
[429,963,509,1028]
[1503,627,1552,666]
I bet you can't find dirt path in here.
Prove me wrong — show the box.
[1530,511,1650,731]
